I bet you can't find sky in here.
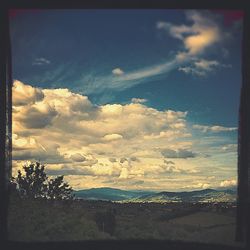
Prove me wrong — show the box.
[10,9,243,191]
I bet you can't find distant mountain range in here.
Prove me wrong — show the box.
[73,187,237,203]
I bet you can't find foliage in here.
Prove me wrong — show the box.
[12,162,73,200]
[15,162,47,199]
[47,175,73,200]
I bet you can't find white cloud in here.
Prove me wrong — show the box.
[12,80,237,190]
[32,57,51,65]
[103,133,123,141]
[14,102,58,129]
[220,179,237,187]
[13,80,44,106]
[186,182,211,189]
[131,98,147,104]
[75,11,229,95]
[119,167,129,179]
[112,68,124,75]
[194,59,219,70]
[193,124,237,133]
[70,153,86,162]
[13,81,190,162]
[157,11,221,60]
[192,183,211,189]
[178,59,231,77]
[158,160,199,175]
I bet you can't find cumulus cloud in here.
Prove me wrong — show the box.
[220,179,237,187]
[193,124,237,133]
[12,133,37,151]
[195,59,219,70]
[119,167,129,179]
[186,182,211,189]
[179,59,232,76]
[131,98,147,104]
[161,148,197,159]
[14,103,58,129]
[12,80,236,190]
[103,134,123,141]
[112,68,124,75]
[119,157,140,167]
[13,81,190,164]
[13,80,44,106]
[160,164,198,175]
[144,159,199,176]
[12,141,68,164]
[46,162,117,177]
[179,59,219,76]
[157,11,221,60]
[70,153,86,162]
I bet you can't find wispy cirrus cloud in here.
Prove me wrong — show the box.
[32,57,51,66]
[78,11,227,95]
[193,124,237,133]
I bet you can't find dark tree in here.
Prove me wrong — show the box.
[13,162,74,200]
[15,162,47,199]
[47,175,73,200]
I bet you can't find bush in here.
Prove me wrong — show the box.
[12,162,73,200]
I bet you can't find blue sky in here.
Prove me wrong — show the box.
[10,10,242,191]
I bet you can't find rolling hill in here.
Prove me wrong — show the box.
[73,187,236,203]
[73,187,156,201]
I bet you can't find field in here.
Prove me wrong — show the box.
[7,195,244,247]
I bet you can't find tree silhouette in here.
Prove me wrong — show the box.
[16,162,47,199]
[13,162,73,200]
[47,175,73,200]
